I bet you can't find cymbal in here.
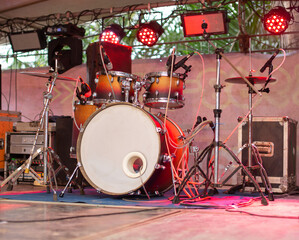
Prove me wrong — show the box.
[225,76,276,84]
[20,72,77,82]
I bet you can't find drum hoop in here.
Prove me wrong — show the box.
[96,71,140,80]
[144,98,185,109]
[144,71,182,79]
[76,102,163,194]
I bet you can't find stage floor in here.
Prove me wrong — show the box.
[0,184,299,240]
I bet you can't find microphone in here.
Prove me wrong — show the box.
[173,52,194,71]
[166,54,176,76]
[260,49,280,73]
[79,77,91,98]
[101,48,113,70]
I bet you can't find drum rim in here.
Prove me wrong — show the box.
[144,98,185,109]
[144,71,182,79]
[96,71,140,80]
[76,102,163,195]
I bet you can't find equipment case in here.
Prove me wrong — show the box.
[237,116,297,193]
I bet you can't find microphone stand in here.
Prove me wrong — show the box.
[173,22,270,205]
[259,64,273,93]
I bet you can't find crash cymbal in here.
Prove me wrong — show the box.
[20,72,77,82]
[225,76,276,84]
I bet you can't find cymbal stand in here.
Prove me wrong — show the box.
[235,82,274,200]
[0,54,61,195]
[173,23,269,205]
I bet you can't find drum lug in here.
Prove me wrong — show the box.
[176,79,180,86]
[92,92,97,97]
[69,146,75,154]
[156,127,166,134]
[144,80,151,90]
[157,112,164,117]
[161,153,176,163]
[155,163,166,170]
[155,77,159,84]
[111,77,114,83]
[94,78,98,84]
[155,90,159,97]
[101,103,107,109]
[129,190,141,195]
[183,82,186,90]
[154,191,161,196]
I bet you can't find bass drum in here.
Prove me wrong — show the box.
[77,103,188,195]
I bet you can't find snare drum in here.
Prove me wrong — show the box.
[93,71,140,105]
[77,103,188,195]
[143,71,185,109]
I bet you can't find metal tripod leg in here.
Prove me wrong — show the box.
[173,141,269,205]
[59,163,81,198]
[219,143,269,205]
[0,149,44,191]
[251,144,274,201]
[172,142,214,204]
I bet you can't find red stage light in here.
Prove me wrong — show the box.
[100,24,125,44]
[101,31,120,44]
[263,6,291,34]
[137,21,164,47]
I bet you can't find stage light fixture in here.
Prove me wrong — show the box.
[181,11,228,37]
[100,24,125,44]
[9,30,47,52]
[44,23,85,38]
[263,6,291,34]
[136,21,164,47]
[48,37,82,74]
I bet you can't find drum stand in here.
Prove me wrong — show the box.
[0,55,70,198]
[59,162,85,197]
[173,26,271,205]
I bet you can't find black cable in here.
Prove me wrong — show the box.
[226,208,299,220]
[0,208,160,224]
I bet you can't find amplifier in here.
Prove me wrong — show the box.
[237,116,297,193]
[6,132,48,154]
[4,132,55,179]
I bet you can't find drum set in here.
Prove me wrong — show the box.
[1,44,273,205]
[70,69,189,196]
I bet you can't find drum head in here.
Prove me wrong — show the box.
[77,103,161,195]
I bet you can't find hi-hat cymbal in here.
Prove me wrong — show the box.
[225,76,276,84]
[20,72,77,82]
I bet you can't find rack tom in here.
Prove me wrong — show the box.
[93,71,140,105]
[143,71,185,109]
